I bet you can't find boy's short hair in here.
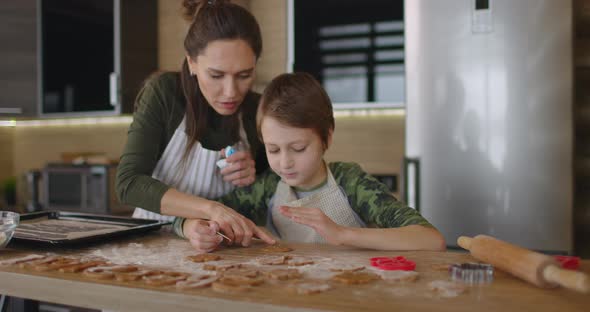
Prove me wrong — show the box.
[257,72,335,148]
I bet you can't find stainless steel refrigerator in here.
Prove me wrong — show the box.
[404,0,573,253]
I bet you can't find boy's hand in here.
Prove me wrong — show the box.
[278,206,345,245]
[183,219,223,253]
[206,201,276,247]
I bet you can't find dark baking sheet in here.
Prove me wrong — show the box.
[12,211,170,245]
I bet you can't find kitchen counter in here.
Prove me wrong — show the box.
[0,231,588,312]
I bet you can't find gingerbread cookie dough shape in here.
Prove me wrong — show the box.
[83,265,139,280]
[115,269,163,282]
[286,256,314,266]
[261,245,293,253]
[176,274,219,290]
[143,271,190,286]
[379,270,420,283]
[329,264,365,272]
[220,267,264,286]
[203,262,240,272]
[59,260,108,273]
[0,254,46,266]
[332,271,381,285]
[263,268,302,281]
[256,255,290,265]
[187,254,222,263]
[17,256,61,269]
[286,281,332,295]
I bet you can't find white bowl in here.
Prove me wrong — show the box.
[0,211,19,248]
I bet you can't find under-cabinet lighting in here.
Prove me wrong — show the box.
[0,120,16,127]
[334,108,405,118]
[0,116,133,127]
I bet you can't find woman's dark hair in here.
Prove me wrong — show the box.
[180,0,262,155]
[257,72,335,149]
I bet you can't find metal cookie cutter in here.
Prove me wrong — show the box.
[449,263,494,284]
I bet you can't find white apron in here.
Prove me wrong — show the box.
[133,116,249,221]
[271,165,365,243]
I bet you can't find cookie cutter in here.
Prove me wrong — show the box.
[449,263,494,284]
[370,256,416,271]
[554,255,580,270]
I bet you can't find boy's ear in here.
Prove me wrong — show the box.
[326,129,334,150]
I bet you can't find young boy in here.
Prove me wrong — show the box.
[173,72,445,252]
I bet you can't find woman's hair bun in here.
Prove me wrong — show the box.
[182,0,231,21]
[182,0,204,21]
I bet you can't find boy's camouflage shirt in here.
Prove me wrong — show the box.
[173,162,432,238]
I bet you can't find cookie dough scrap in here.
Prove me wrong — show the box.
[187,254,222,263]
[286,281,332,295]
[329,264,365,272]
[431,263,452,271]
[379,270,420,283]
[261,244,294,253]
[263,268,302,281]
[332,271,381,285]
[428,280,467,298]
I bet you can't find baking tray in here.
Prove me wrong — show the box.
[11,211,171,246]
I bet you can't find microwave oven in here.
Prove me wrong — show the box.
[31,164,132,216]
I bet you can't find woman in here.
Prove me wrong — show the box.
[116,0,275,247]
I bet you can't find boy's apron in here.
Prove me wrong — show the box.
[133,116,248,222]
[271,165,364,243]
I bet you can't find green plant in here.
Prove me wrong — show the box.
[1,176,17,206]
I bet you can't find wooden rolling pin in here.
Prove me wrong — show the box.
[457,235,589,293]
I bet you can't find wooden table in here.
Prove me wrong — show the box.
[0,231,588,312]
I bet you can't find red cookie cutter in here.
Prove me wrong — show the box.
[370,256,416,271]
[554,255,580,270]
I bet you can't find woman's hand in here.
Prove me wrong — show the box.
[279,206,345,245]
[220,148,256,187]
[206,200,276,247]
[183,219,223,253]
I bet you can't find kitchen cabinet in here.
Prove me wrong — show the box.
[0,0,157,118]
[0,1,37,117]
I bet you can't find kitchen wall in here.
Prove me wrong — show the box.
[156,0,404,174]
[0,127,14,184]
[3,0,405,208]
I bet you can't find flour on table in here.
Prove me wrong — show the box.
[84,239,214,275]
[428,280,467,298]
